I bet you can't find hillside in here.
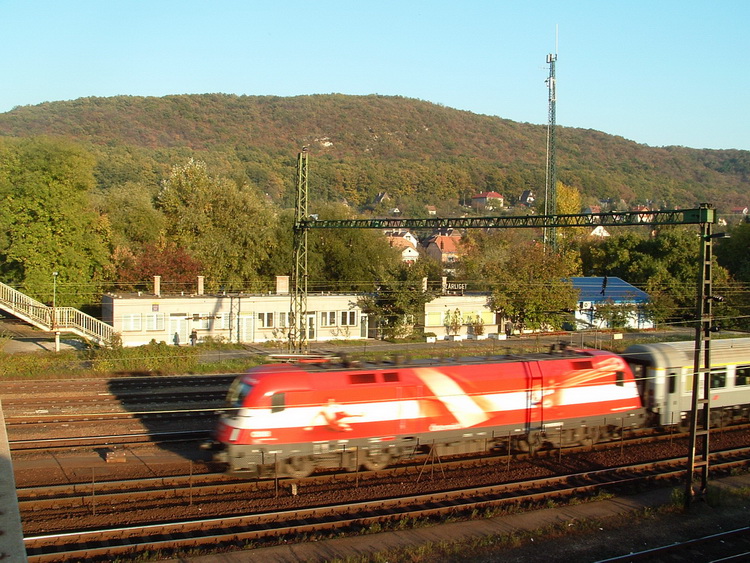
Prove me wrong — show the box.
[0,94,747,212]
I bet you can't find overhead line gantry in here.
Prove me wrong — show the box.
[288,151,717,506]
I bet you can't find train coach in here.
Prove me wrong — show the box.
[207,345,648,477]
[624,337,750,429]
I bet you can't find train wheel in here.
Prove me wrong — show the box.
[581,427,600,448]
[284,456,314,478]
[526,431,543,455]
[362,451,392,471]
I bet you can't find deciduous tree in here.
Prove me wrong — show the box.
[0,138,111,306]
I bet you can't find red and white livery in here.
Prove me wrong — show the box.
[209,346,646,477]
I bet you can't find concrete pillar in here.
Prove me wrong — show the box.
[197,276,204,296]
[154,275,161,297]
[0,400,27,561]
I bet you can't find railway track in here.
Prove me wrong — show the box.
[22,447,750,562]
[598,526,750,562]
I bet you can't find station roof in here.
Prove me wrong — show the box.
[570,276,649,304]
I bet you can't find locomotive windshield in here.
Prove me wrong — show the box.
[226,378,254,408]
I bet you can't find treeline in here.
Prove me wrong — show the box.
[1,135,749,332]
[0,94,748,212]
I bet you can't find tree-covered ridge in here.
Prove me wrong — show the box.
[0,94,747,211]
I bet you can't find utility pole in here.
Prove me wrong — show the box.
[685,203,721,507]
[544,50,558,251]
[289,149,309,354]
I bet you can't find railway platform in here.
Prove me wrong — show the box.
[0,400,26,562]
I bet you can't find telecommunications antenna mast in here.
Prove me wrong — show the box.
[543,28,558,250]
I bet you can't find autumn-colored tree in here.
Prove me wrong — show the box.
[116,241,204,293]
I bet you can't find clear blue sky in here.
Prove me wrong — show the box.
[1,1,748,150]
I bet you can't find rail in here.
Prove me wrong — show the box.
[0,281,114,346]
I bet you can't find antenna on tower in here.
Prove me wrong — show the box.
[543,28,558,251]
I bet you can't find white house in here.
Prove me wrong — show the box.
[102,276,367,347]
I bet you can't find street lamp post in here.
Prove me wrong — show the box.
[52,272,60,352]
[52,272,58,328]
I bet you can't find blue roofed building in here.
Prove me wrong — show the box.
[571,276,653,330]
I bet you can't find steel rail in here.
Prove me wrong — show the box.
[596,526,750,562]
[23,448,750,562]
[9,429,212,451]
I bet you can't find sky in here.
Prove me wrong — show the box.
[1,1,748,151]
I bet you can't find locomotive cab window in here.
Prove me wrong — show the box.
[271,393,285,413]
[227,380,254,408]
[736,366,750,387]
[615,371,624,387]
[350,373,376,384]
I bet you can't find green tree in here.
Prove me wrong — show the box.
[157,159,278,291]
[716,221,750,283]
[473,241,579,331]
[582,228,714,322]
[94,181,165,249]
[0,137,111,306]
[307,203,404,291]
[357,261,439,339]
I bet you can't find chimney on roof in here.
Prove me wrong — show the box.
[153,275,161,297]
[276,275,290,295]
[197,276,204,296]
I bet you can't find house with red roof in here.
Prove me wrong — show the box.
[424,233,462,267]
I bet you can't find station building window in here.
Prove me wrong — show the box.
[257,312,274,328]
[121,313,142,331]
[340,311,357,326]
[144,312,165,331]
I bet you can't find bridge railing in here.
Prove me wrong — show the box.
[0,281,114,346]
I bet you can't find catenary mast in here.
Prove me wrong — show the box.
[544,50,558,250]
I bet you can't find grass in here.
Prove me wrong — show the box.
[0,337,265,379]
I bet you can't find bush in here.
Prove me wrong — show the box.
[89,340,200,375]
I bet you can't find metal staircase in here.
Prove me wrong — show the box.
[0,281,114,346]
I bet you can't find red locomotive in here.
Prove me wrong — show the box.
[208,346,646,477]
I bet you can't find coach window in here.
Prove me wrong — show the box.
[271,393,286,413]
[736,366,750,386]
[710,369,727,389]
[383,372,400,383]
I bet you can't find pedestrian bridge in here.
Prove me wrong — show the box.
[0,281,114,347]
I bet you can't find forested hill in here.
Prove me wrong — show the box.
[0,93,748,211]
